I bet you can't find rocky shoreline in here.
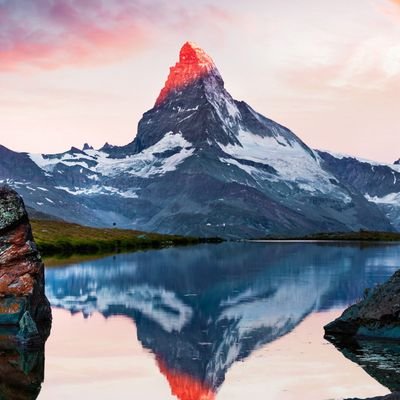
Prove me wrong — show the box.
[325,270,400,340]
[325,268,400,400]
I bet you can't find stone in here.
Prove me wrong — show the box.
[324,270,400,340]
[17,311,40,341]
[325,270,400,400]
[0,187,26,231]
[0,186,51,346]
[0,297,27,325]
[346,394,400,400]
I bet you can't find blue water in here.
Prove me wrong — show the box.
[40,242,400,399]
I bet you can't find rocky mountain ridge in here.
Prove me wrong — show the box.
[0,42,397,238]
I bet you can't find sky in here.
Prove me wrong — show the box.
[0,0,399,163]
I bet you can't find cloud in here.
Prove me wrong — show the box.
[0,0,232,71]
[380,0,400,19]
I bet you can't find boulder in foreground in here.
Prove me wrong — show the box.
[324,270,400,340]
[0,186,51,345]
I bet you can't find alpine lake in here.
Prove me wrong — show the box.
[6,242,400,400]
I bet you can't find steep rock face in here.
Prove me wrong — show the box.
[0,43,395,237]
[0,187,51,344]
[156,41,217,106]
[324,270,400,340]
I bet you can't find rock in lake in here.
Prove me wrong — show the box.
[324,270,400,340]
[325,271,400,400]
[0,186,51,345]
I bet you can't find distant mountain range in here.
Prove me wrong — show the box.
[0,42,399,238]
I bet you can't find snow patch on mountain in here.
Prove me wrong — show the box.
[94,132,194,178]
[55,185,139,198]
[219,158,262,179]
[366,192,400,205]
[322,151,400,173]
[30,132,194,179]
[220,129,348,199]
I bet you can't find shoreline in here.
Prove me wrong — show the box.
[31,219,223,257]
[249,239,400,244]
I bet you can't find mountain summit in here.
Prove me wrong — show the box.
[0,43,395,237]
[156,42,218,106]
[121,41,241,155]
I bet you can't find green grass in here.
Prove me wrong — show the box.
[258,230,400,242]
[31,219,222,257]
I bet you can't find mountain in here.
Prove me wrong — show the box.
[0,42,395,238]
[318,151,400,231]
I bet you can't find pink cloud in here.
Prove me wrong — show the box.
[0,0,233,71]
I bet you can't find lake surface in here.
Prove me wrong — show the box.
[13,242,400,399]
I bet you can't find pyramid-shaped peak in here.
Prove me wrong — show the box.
[155,42,220,106]
[179,42,215,67]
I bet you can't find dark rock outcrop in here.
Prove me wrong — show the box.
[325,270,400,340]
[0,186,51,346]
[325,269,400,400]
[346,394,400,400]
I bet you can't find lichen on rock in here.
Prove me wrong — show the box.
[0,187,26,231]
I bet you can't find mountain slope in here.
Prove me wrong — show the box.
[0,42,394,237]
[318,151,400,230]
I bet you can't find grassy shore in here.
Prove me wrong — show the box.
[31,219,222,256]
[258,230,400,242]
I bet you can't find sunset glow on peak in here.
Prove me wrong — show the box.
[179,42,215,68]
[155,42,217,106]
[0,1,400,162]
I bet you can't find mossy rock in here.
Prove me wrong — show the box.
[0,187,26,231]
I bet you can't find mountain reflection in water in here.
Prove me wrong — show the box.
[43,242,400,399]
